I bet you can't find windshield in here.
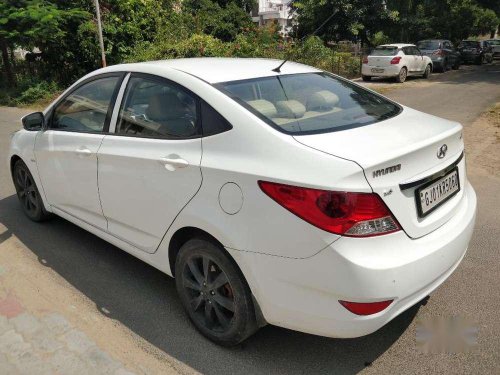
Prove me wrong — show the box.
[370,46,398,56]
[486,40,500,45]
[216,73,401,135]
[417,40,441,50]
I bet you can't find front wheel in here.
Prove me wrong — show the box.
[423,64,432,78]
[175,238,257,346]
[12,160,52,222]
[396,67,407,83]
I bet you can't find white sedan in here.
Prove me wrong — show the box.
[362,43,433,82]
[9,58,476,346]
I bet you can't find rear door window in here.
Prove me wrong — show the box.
[116,75,200,139]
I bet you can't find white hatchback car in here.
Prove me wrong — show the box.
[362,44,433,82]
[9,58,476,346]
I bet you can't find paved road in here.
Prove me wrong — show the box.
[0,63,499,374]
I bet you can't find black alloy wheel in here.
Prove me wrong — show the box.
[175,238,257,346]
[12,160,51,221]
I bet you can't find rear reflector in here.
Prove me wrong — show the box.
[258,181,400,237]
[362,56,368,64]
[339,300,393,315]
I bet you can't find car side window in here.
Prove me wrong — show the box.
[402,47,412,55]
[412,47,421,55]
[200,101,233,137]
[51,76,120,133]
[116,76,200,139]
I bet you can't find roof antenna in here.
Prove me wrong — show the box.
[272,8,339,73]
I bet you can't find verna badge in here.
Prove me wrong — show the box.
[437,144,448,159]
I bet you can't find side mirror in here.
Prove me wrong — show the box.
[21,112,44,131]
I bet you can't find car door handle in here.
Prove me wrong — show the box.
[75,147,92,157]
[159,156,189,171]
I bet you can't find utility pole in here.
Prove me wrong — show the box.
[94,0,106,67]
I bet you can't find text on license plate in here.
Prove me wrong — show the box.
[371,68,384,73]
[417,169,460,216]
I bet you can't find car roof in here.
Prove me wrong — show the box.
[98,58,321,84]
[378,43,415,48]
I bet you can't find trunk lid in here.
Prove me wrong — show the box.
[367,55,397,68]
[293,107,466,239]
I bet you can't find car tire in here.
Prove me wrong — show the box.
[476,55,483,65]
[442,58,449,72]
[452,60,460,70]
[396,67,407,83]
[423,64,432,78]
[175,238,257,346]
[12,159,52,222]
[361,75,371,82]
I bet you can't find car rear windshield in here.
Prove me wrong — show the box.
[215,73,401,135]
[417,40,441,50]
[370,46,398,56]
[459,41,480,47]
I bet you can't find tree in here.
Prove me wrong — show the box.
[183,0,254,42]
[0,0,89,87]
[291,0,397,44]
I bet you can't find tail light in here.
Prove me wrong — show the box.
[258,181,400,237]
[339,300,393,315]
[390,56,402,64]
[362,56,368,64]
[432,49,444,56]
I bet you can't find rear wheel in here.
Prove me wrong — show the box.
[396,67,407,83]
[12,160,51,222]
[423,64,432,78]
[442,58,449,72]
[175,238,257,346]
[361,75,371,82]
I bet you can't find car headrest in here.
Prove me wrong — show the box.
[146,92,186,122]
[276,100,306,118]
[246,99,277,118]
[306,90,340,111]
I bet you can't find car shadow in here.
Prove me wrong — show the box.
[0,194,424,375]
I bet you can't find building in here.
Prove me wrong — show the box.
[251,0,294,37]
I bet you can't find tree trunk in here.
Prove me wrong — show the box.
[0,38,15,87]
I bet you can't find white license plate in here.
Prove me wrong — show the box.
[416,169,460,217]
[371,68,384,73]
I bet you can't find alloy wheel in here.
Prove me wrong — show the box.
[15,166,38,215]
[181,254,235,332]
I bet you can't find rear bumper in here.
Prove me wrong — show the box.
[361,65,400,77]
[233,182,476,338]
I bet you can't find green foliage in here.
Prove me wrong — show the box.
[368,31,391,47]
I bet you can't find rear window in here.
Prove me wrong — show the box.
[215,73,401,135]
[370,46,398,56]
[417,40,441,50]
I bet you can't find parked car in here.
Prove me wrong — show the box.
[417,39,461,71]
[480,41,495,63]
[9,58,477,346]
[458,40,491,64]
[362,44,433,83]
[484,39,500,59]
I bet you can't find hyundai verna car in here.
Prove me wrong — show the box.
[9,58,476,346]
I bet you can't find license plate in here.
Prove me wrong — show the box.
[416,168,460,217]
[371,68,384,73]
